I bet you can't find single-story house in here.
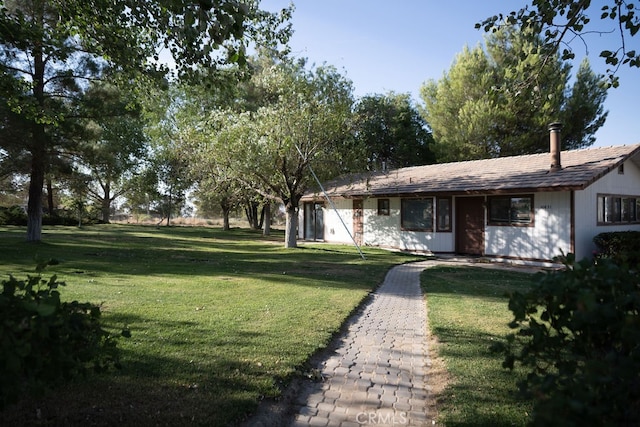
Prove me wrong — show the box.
[300,125,640,264]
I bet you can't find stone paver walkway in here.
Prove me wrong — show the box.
[290,260,434,427]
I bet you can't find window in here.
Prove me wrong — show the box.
[488,195,534,226]
[401,198,433,231]
[436,197,452,232]
[598,194,640,224]
[377,199,390,216]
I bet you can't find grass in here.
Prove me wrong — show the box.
[421,266,537,427]
[0,224,422,426]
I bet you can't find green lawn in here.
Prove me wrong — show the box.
[421,266,537,427]
[0,224,421,426]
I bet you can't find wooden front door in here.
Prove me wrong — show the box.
[456,196,485,255]
[352,199,363,246]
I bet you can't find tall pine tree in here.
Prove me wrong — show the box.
[421,26,608,162]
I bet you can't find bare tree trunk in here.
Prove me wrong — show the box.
[46,179,54,216]
[166,188,172,226]
[222,207,230,231]
[27,145,45,242]
[221,197,231,231]
[244,201,260,229]
[101,183,111,223]
[262,202,271,236]
[258,204,265,229]
[26,30,46,242]
[284,203,298,248]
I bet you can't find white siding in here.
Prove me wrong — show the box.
[362,198,399,247]
[306,158,640,261]
[305,197,455,252]
[363,197,455,252]
[323,198,355,243]
[574,159,640,259]
[485,192,572,260]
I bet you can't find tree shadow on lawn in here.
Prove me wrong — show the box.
[432,326,531,427]
[422,266,537,300]
[0,312,284,426]
[1,228,403,291]
[0,355,268,426]
[431,325,506,359]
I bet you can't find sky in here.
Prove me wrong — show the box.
[260,0,640,148]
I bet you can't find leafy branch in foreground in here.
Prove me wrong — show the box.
[494,254,640,426]
[477,1,640,87]
[0,261,129,409]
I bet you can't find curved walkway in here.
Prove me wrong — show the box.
[289,260,434,427]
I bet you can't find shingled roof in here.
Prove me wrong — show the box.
[308,144,640,198]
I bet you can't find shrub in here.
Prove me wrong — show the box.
[495,254,640,426]
[0,261,126,408]
[0,205,27,226]
[593,231,640,266]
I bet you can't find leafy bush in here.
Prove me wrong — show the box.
[0,206,102,226]
[593,231,640,266]
[0,261,126,408]
[495,254,640,426]
[0,205,27,226]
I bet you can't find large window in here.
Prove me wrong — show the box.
[436,197,452,232]
[598,194,640,224]
[401,198,433,231]
[488,195,534,226]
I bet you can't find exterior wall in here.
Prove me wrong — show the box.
[362,198,454,252]
[301,197,455,252]
[322,198,355,243]
[304,159,640,261]
[574,159,640,260]
[485,192,572,261]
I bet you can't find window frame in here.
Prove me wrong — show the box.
[377,198,390,216]
[436,197,452,232]
[487,194,535,227]
[597,194,640,225]
[401,197,434,232]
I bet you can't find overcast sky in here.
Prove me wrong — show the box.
[261,0,640,148]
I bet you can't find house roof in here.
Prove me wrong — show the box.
[307,143,640,199]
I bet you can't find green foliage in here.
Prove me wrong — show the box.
[477,1,640,87]
[0,205,27,226]
[593,231,640,266]
[80,82,150,223]
[0,0,291,242]
[496,255,640,426]
[422,266,535,426]
[183,55,356,247]
[421,26,607,162]
[0,225,421,425]
[0,261,125,409]
[353,92,436,170]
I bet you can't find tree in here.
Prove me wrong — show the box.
[80,83,148,223]
[151,143,191,226]
[353,93,436,170]
[560,58,609,149]
[245,59,355,248]
[421,26,608,162]
[477,1,640,88]
[195,58,355,248]
[0,0,291,242]
[121,167,160,223]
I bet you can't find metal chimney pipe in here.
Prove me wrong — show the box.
[549,122,562,172]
